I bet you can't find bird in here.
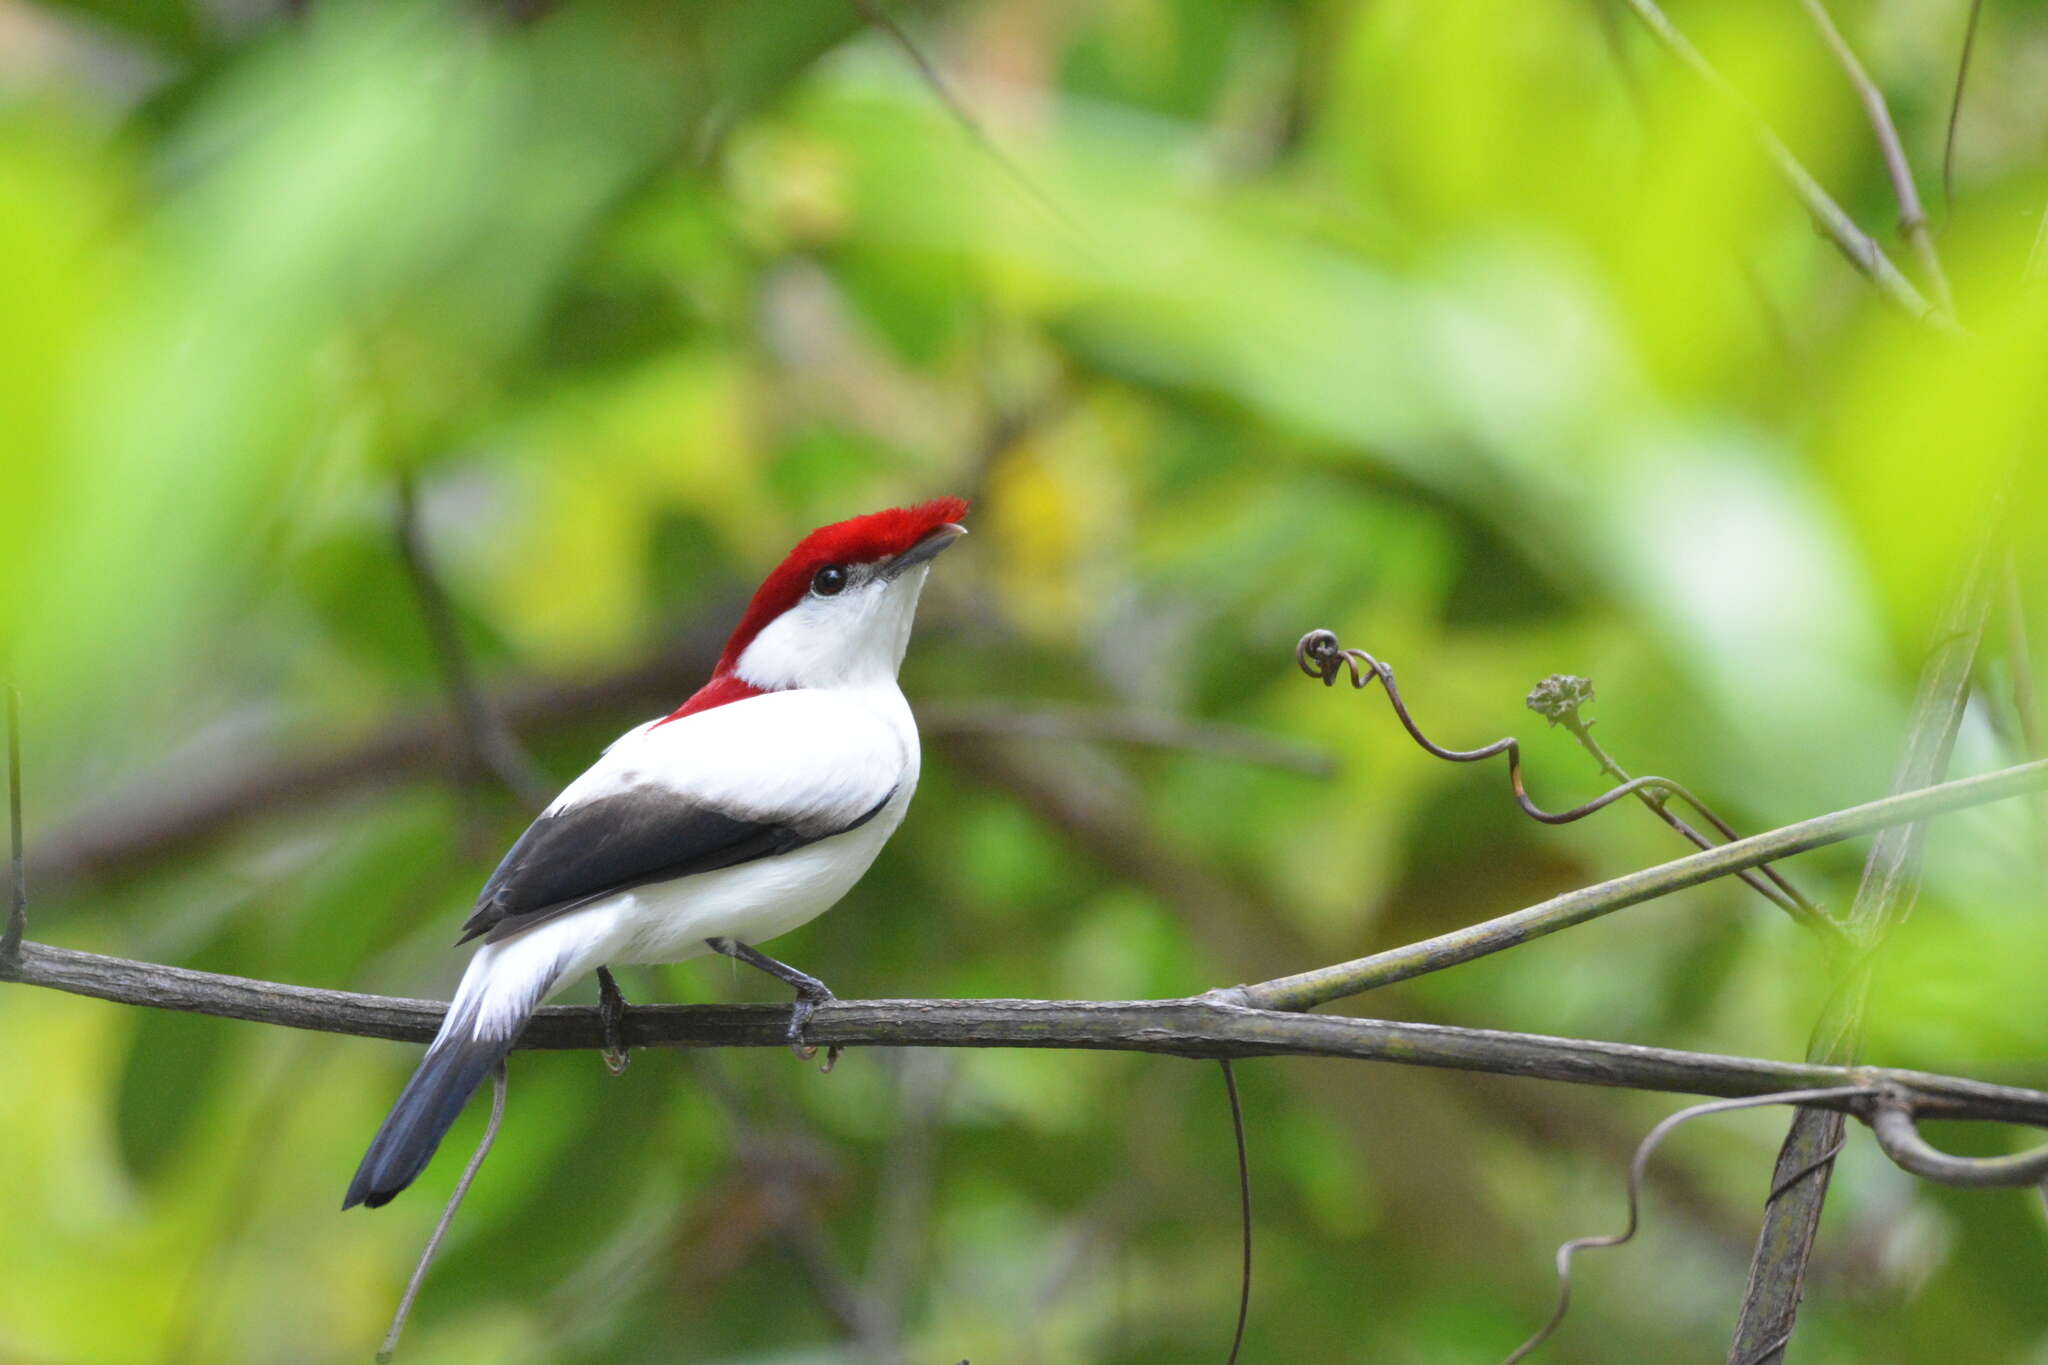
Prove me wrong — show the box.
[344,497,968,1210]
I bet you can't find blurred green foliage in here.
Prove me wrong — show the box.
[4,0,2048,1361]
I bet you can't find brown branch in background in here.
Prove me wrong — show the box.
[1616,0,1957,331]
[1502,1087,1871,1365]
[1943,0,1986,218]
[27,621,732,892]
[683,1053,900,1355]
[1797,0,1955,316]
[28,641,1326,897]
[778,1209,896,1356]
[1298,631,1838,940]
[3,679,23,961]
[1728,540,1995,1365]
[394,472,556,812]
[1528,673,1825,927]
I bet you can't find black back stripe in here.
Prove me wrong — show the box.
[459,787,896,945]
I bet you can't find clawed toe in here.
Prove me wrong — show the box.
[786,988,836,1061]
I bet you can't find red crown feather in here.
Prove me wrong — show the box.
[660,498,969,724]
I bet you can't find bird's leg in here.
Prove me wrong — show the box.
[595,965,631,1076]
[706,937,839,1065]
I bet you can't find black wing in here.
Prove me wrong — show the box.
[457,786,892,945]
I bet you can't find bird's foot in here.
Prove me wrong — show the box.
[705,937,843,1068]
[786,980,839,1066]
[596,965,631,1075]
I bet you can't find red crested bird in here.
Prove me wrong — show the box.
[345,498,968,1210]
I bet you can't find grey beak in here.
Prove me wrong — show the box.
[882,522,967,579]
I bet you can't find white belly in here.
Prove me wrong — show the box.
[607,801,903,964]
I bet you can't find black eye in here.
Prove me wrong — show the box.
[811,564,849,596]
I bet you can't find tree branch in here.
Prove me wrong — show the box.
[30,625,730,890]
[1618,0,1959,331]
[1941,0,1985,218]
[1237,758,2048,1012]
[8,939,2048,1127]
[393,471,556,811]
[31,638,1324,894]
[1729,538,1995,1363]
[1797,0,1954,316]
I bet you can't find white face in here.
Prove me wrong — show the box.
[734,560,937,691]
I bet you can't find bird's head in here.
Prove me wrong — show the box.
[713,498,969,693]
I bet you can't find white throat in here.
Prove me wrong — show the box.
[734,564,933,692]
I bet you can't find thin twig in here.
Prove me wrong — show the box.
[377,1062,508,1363]
[1219,1060,1251,1365]
[1617,0,1957,331]
[842,0,1088,242]
[2003,554,2045,765]
[14,941,2048,1125]
[1798,0,1955,316]
[3,680,22,961]
[1943,0,1985,218]
[1501,1087,1870,1364]
[1237,759,2048,1014]
[393,472,555,812]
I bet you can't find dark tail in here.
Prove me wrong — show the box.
[344,1031,514,1210]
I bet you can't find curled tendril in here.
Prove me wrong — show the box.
[1296,629,1692,826]
[1292,630,1837,941]
[1867,1086,2048,1187]
[1502,1087,1872,1365]
[1296,629,1362,687]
